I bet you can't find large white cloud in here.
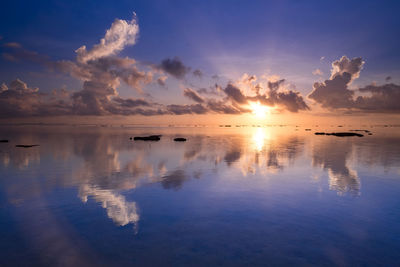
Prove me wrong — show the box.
[76,13,139,63]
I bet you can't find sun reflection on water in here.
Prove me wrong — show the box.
[252,128,268,152]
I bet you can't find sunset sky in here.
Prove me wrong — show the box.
[1,0,399,124]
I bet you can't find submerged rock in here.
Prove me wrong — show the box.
[305,129,311,131]
[314,132,325,135]
[15,144,40,148]
[133,135,161,141]
[174,138,187,142]
[0,139,9,143]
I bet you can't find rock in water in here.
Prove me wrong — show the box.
[133,135,161,141]
[174,138,187,142]
[323,132,364,137]
[331,132,363,137]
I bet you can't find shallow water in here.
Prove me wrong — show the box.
[0,125,399,266]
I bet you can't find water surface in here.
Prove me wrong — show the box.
[0,125,399,266]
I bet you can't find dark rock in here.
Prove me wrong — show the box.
[174,138,187,142]
[314,132,325,135]
[305,129,311,131]
[0,140,9,143]
[133,135,161,141]
[129,137,133,140]
[327,132,363,137]
[15,144,39,148]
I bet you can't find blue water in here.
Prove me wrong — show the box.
[0,125,399,266]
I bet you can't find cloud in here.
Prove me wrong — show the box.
[330,56,364,81]
[2,42,49,64]
[224,83,248,104]
[309,71,355,109]
[312,68,323,76]
[193,69,203,78]
[0,13,310,117]
[224,81,309,113]
[354,83,400,112]
[196,84,223,96]
[206,99,243,114]
[309,56,400,113]
[167,104,208,115]
[112,96,151,107]
[2,15,159,117]
[75,13,139,63]
[0,79,72,117]
[157,75,168,86]
[157,57,190,79]
[183,88,204,103]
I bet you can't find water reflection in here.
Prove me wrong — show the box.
[312,138,360,195]
[79,184,139,231]
[1,126,400,229]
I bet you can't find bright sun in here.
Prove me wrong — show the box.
[249,101,269,119]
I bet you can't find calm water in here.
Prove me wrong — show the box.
[0,125,399,266]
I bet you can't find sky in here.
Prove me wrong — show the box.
[0,0,400,124]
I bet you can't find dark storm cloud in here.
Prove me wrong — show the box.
[157,57,190,79]
[183,88,205,103]
[308,56,400,113]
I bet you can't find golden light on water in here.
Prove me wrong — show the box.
[252,128,268,152]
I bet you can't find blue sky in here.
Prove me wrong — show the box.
[0,0,399,119]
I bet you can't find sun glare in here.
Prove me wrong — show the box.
[249,102,270,119]
[252,128,268,152]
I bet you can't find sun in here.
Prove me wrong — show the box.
[249,101,270,119]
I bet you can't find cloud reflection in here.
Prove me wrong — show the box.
[1,126,400,231]
[79,184,139,231]
[312,139,360,195]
